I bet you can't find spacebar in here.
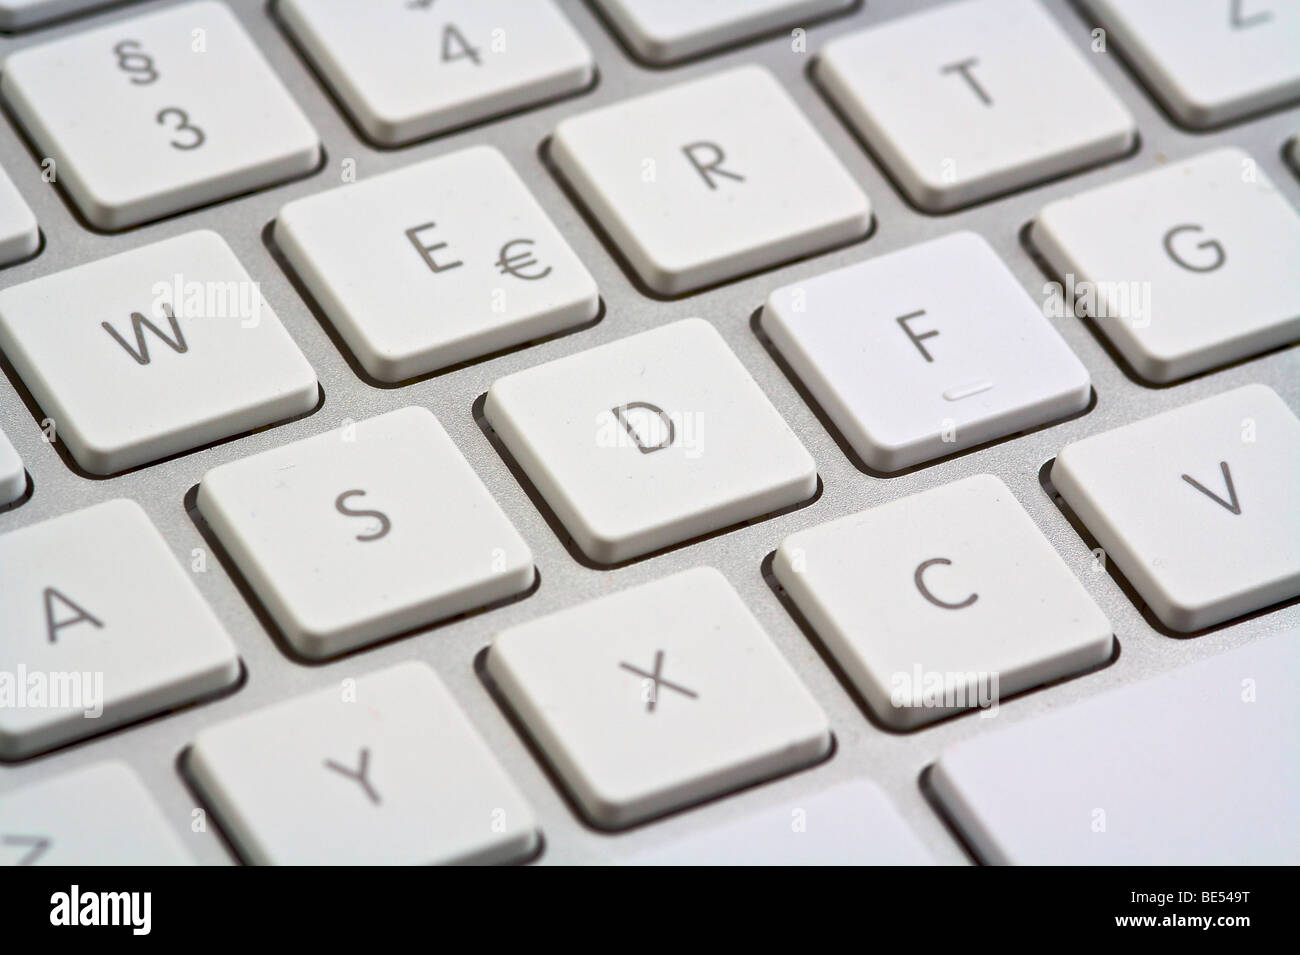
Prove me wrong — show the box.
[930,628,1300,865]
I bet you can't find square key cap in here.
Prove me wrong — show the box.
[0,164,38,266]
[1052,385,1300,632]
[276,146,599,382]
[0,230,318,475]
[487,567,831,829]
[774,475,1113,729]
[1032,148,1300,384]
[1,1,320,230]
[817,0,1135,212]
[197,406,534,660]
[1080,0,1300,128]
[763,232,1091,472]
[550,65,871,295]
[592,0,854,65]
[189,661,540,865]
[0,762,192,865]
[278,0,593,146]
[0,499,241,759]
[484,318,818,564]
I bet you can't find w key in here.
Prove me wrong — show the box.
[0,230,318,475]
[1,1,320,230]
[1052,385,1300,632]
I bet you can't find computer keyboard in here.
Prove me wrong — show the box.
[0,0,1297,867]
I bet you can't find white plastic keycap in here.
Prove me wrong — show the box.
[484,318,818,564]
[0,230,318,475]
[0,499,241,759]
[197,406,534,660]
[817,0,1136,212]
[1,1,320,230]
[0,0,121,31]
[593,0,853,65]
[1080,0,1300,128]
[774,475,1113,729]
[0,763,192,865]
[0,164,38,266]
[488,567,831,829]
[189,661,540,865]
[0,426,24,507]
[278,0,593,146]
[1052,384,1300,632]
[550,65,871,295]
[763,232,1091,472]
[932,628,1300,864]
[627,780,932,865]
[276,147,599,382]
[1033,148,1300,384]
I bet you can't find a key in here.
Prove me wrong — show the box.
[188,661,539,865]
[0,230,319,475]
[276,146,599,382]
[763,232,1091,472]
[197,406,535,660]
[1080,0,1300,128]
[0,427,24,507]
[487,567,831,829]
[1,1,320,230]
[484,318,818,564]
[550,65,871,296]
[0,762,192,865]
[1032,148,1300,384]
[931,627,1300,864]
[1052,384,1300,632]
[592,0,853,65]
[0,499,241,759]
[816,0,1136,212]
[0,164,38,266]
[774,474,1113,729]
[0,0,125,31]
[626,780,932,865]
[278,0,593,146]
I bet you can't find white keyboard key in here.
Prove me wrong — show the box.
[1081,0,1300,128]
[0,499,240,759]
[0,763,192,865]
[627,780,932,865]
[1052,384,1300,632]
[593,0,853,65]
[487,567,831,829]
[198,406,534,661]
[0,230,318,475]
[774,475,1113,729]
[817,0,1136,212]
[0,427,24,507]
[0,0,122,31]
[1,1,320,230]
[189,661,539,865]
[0,164,38,266]
[278,0,593,146]
[276,147,598,382]
[485,318,817,564]
[932,628,1300,864]
[550,65,871,295]
[1032,148,1300,384]
[763,232,1091,472]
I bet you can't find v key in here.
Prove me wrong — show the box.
[1181,461,1241,515]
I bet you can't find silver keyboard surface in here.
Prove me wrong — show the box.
[1,0,1298,865]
